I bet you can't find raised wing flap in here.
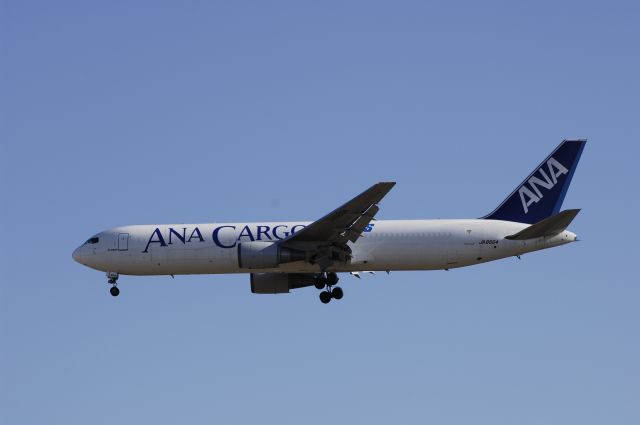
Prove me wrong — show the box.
[282,182,395,245]
[340,206,379,243]
[362,204,380,220]
[505,209,581,240]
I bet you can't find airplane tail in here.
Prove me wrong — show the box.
[505,209,581,240]
[482,139,586,224]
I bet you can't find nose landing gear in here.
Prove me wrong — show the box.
[107,272,119,297]
[315,272,342,304]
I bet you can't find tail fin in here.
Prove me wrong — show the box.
[482,139,586,224]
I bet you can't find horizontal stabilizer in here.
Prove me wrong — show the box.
[505,209,580,240]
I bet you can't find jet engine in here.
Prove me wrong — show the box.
[250,273,315,294]
[237,241,305,269]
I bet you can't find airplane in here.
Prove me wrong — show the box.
[73,139,586,304]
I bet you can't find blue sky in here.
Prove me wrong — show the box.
[1,1,639,424]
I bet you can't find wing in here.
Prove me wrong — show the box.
[281,182,395,269]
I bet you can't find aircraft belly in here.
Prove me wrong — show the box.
[354,238,448,271]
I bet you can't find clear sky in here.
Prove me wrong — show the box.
[1,1,639,424]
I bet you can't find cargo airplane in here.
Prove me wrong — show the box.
[73,140,585,303]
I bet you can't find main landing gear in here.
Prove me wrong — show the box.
[314,272,343,304]
[107,272,119,297]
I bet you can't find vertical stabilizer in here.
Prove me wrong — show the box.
[482,139,586,224]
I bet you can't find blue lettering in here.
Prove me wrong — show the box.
[291,225,306,234]
[212,225,237,248]
[272,225,290,240]
[187,227,204,243]
[238,225,255,241]
[256,225,272,241]
[143,228,167,253]
[168,227,186,244]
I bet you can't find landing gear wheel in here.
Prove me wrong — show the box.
[319,291,332,304]
[314,277,327,290]
[331,286,343,300]
[326,272,339,286]
[110,286,120,297]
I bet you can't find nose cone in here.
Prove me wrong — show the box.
[72,247,83,264]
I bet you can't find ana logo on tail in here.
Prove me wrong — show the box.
[519,157,569,214]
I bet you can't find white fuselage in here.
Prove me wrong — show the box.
[72,219,577,276]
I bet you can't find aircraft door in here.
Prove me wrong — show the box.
[118,233,129,251]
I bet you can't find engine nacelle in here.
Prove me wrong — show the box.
[237,241,305,269]
[250,273,315,294]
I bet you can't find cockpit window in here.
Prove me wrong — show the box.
[86,237,99,244]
